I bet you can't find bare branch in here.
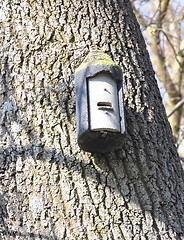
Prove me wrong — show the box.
[148,27,181,104]
[168,98,184,118]
[161,30,183,69]
[159,0,170,23]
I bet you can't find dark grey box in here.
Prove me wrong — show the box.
[75,50,126,153]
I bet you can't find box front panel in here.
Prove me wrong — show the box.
[88,73,120,132]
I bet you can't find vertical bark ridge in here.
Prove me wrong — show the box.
[104,153,146,239]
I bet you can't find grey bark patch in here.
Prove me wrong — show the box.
[4,101,12,111]
[29,196,43,213]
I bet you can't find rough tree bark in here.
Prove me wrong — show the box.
[0,0,183,239]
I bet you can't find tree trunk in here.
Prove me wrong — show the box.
[0,0,183,239]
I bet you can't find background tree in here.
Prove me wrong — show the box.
[0,0,184,239]
[132,0,184,161]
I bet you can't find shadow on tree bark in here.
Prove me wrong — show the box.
[0,99,183,239]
